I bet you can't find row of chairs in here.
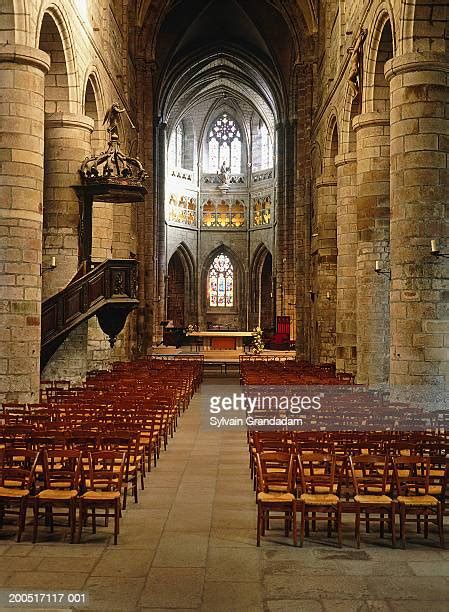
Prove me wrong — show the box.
[0,358,203,543]
[255,450,447,549]
[0,447,125,544]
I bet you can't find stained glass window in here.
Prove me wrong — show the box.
[208,254,234,308]
[208,113,242,173]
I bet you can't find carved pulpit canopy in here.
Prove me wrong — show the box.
[79,103,148,203]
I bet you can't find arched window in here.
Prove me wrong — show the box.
[208,113,242,173]
[260,123,273,169]
[208,253,234,308]
[175,122,184,168]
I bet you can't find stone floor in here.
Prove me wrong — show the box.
[0,376,448,611]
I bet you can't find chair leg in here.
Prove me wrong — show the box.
[292,502,297,547]
[32,500,39,544]
[380,513,385,539]
[424,513,429,539]
[92,508,96,534]
[437,503,445,549]
[337,506,342,548]
[69,500,76,544]
[17,498,27,543]
[400,505,406,549]
[300,503,305,548]
[256,503,262,547]
[355,506,361,549]
[391,504,396,549]
[114,501,120,545]
[77,502,83,544]
[327,512,332,538]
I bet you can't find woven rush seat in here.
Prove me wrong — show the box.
[355,494,392,504]
[300,493,339,505]
[257,491,295,502]
[0,486,29,497]
[36,488,78,500]
[81,490,120,500]
[397,495,439,506]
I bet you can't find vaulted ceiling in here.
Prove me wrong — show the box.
[137,0,316,125]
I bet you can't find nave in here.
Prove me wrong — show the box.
[0,375,448,611]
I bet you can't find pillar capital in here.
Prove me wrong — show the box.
[44,112,94,133]
[334,152,357,168]
[315,176,337,189]
[352,111,389,132]
[385,52,449,82]
[0,44,50,73]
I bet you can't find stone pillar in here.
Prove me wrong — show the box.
[314,176,337,363]
[0,45,50,402]
[386,53,449,387]
[335,152,357,374]
[353,112,390,385]
[154,121,167,344]
[42,113,94,300]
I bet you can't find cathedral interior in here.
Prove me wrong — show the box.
[0,1,448,610]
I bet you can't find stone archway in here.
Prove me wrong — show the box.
[167,251,186,327]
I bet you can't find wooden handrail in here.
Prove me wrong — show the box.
[41,259,138,348]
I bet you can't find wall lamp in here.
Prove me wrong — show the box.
[40,257,56,275]
[431,240,449,258]
[374,260,391,279]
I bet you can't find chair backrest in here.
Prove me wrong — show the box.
[0,448,40,491]
[256,451,295,494]
[297,452,337,495]
[349,454,390,496]
[41,449,82,490]
[87,451,126,492]
[276,316,290,336]
[392,455,430,496]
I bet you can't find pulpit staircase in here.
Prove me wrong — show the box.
[40,259,138,369]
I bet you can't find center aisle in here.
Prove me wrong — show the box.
[3,378,446,610]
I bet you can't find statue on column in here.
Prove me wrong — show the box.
[348,28,367,98]
[217,161,231,192]
[103,102,126,140]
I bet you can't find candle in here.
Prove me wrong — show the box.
[431,239,439,254]
[51,256,56,268]
[375,260,381,272]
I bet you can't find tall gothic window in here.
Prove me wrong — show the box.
[208,253,234,308]
[208,113,242,173]
[260,123,273,169]
[175,122,184,168]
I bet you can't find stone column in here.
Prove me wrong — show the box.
[335,152,357,374]
[314,176,337,364]
[42,113,94,300]
[41,113,94,383]
[353,112,390,385]
[386,53,449,387]
[0,45,50,402]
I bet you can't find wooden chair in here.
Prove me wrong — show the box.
[349,454,396,548]
[32,449,82,543]
[100,430,142,509]
[297,452,342,547]
[77,451,125,545]
[255,451,297,546]
[392,455,445,548]
[0,448,40,541]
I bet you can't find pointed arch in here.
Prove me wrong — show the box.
[364,9,395,113]
[37,4,78,114]
[83,69,105,154]
[167,242,197,325]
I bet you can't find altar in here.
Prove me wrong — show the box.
[186,331,253,350]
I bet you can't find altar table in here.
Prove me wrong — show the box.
[186,331,253,350]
